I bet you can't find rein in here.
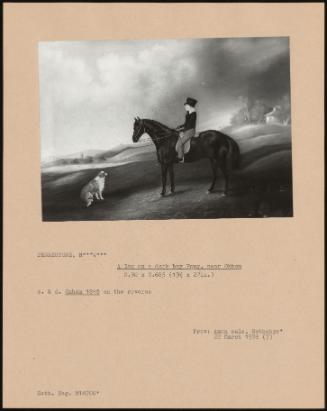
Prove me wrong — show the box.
[142,120,178,143]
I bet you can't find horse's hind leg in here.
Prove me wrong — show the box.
[161,164,168,196]
[168,164,175,194]
[221,154,233,196]
[207,159,218,194]
[222,169,229,196]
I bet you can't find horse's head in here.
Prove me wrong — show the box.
[132,117,145,143]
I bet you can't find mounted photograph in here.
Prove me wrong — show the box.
[39,37,293,221]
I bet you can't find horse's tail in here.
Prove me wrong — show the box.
[226,136,241,170]
[232,139,241,169]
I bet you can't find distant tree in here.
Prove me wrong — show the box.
[249,100,271,123]
[85,156,93,163]
[230,109,247,126]
[57,159,68,165]
[230,97,273,126]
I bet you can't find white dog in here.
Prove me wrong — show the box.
[80,170,108,207]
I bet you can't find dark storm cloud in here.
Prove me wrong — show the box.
[246,52,291,103]
[188,37,290,101]
[149,37,290,129]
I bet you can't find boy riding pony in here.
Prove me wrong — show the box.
[175,97,197,163]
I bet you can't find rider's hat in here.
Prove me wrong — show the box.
[184,97,197,107]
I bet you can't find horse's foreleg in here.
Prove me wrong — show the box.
[161,164,168,196]
[168,164,175,193]
[207,159,218,194]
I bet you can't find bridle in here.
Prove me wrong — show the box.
[137,121,146,138]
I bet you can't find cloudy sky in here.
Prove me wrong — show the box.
[38,37,290,160]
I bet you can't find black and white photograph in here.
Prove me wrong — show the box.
[39,37,293,221]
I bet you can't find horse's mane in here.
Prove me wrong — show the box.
[143,119,175,134]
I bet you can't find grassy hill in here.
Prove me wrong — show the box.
[41,141,154,170]
[41,124,293,221]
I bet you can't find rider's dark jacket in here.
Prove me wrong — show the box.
[178,111,197,131]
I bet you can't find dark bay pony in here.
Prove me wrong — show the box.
[132,117,240,196]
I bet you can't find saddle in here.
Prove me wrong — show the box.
[182,139,191,154]
[175,134,199,155]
